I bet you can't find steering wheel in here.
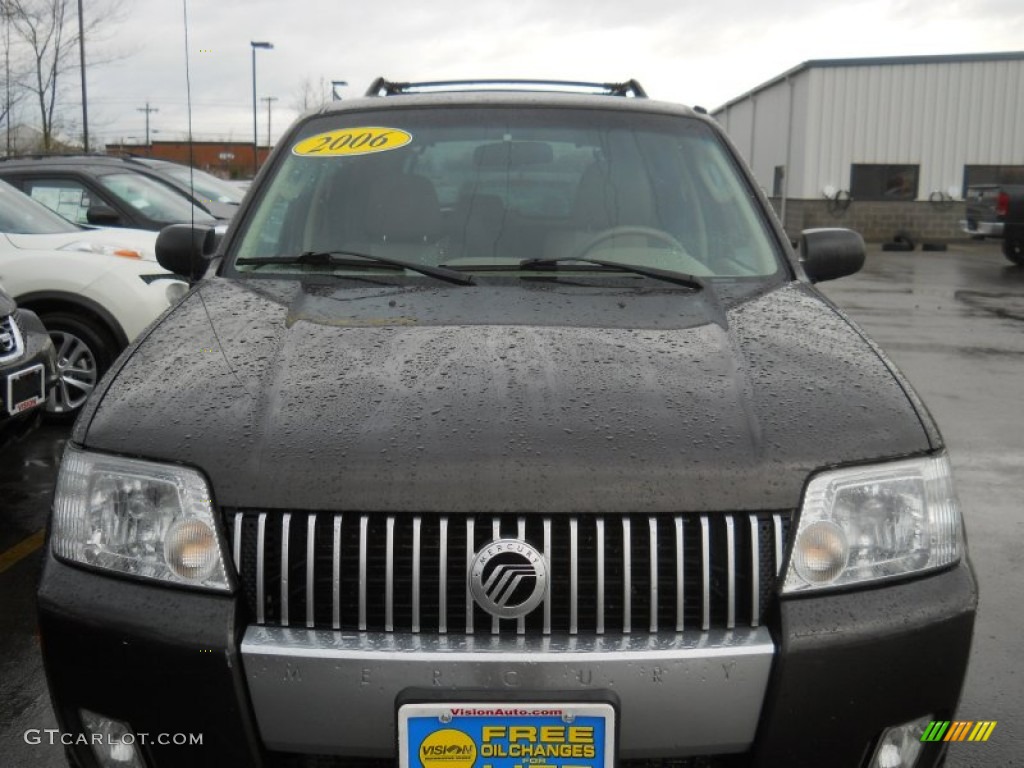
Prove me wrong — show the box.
[572,226,687,261]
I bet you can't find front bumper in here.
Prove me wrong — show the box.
[1,309,57,444]
[38,553,976,768]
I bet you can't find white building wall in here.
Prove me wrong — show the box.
[715,78,797,197]
[801,58,1024,200]
[716,55,1024,201]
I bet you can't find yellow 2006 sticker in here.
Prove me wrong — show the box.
[292,127,412,157]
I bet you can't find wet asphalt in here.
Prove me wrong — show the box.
[1,242,1021,766]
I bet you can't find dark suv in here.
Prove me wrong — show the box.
[39,79,976,768]
[0,284,57,445]
[0,155,218,231]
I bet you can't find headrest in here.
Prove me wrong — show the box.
[365,173,441,241]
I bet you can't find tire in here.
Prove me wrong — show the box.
[1003,238,1024,266]
[38,311,118,419]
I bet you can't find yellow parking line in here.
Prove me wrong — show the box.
[0,529,46,574]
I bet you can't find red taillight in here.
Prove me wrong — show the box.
[996,191,1010,217]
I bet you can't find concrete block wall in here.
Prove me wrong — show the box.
[769,198,967,242]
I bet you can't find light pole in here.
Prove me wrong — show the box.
[250,41,273,177]
[77,0,89,152]
[331,80,348,101]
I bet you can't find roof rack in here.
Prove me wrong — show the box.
[364,78,648,98]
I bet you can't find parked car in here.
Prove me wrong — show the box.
[121,157,243,219]
[0,155,218,231]
[960,182,1024,265]
[0,177,158,260]
[0,180,186,415]
[40,79,975,768]
[0,283,57,446]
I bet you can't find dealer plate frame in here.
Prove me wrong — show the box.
[398,702,616,768]
[6,363,45,415]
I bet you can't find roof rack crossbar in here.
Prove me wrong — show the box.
[365,78,647,98]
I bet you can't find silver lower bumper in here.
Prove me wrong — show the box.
[241,627,775,758]
[960,219,1003,236]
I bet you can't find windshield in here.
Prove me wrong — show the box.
[231,107,785,281]
[0,179,80,234]
[161,165,244,204]
[98,172,215,224]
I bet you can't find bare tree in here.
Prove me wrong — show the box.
[292,75,331,114]
[2,0,126,151]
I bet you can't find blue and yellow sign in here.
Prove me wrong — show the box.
[399,703,615,768]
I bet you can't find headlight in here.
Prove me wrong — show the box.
[58,241,143,259]
[51,445,231,591]
[783,453,962,593]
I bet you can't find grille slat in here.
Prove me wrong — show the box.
[542,518,552,635]
[725,516,735,630]
[749,515,760,628]
[648,517,658,633]
[700,515,710,632]
[231,511,790,636]
[412,516,422,633]
[256,512,267,625]
[465,518,474,635]
[438,517,448,633]
[306,515,316,628]
[332,515,342,629]
[622,517,632,634]
[674,517,684,631]
[358,515,368,631]
[569,518,579,636]
[280,513,291,626]
[595,517,605,635]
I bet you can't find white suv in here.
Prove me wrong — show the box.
[0,179,186,415]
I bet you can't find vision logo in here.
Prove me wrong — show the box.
[418,729,476,768]
[921,720,997,742]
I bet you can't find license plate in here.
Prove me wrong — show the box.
[6,363,46,415]
[399,702,615,768]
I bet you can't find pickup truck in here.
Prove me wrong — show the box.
[961,183,1024,265]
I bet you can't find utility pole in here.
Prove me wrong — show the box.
[137,102,159,146]
[77,0,89,151]
[5,8,11,156]
[261,96,277,149]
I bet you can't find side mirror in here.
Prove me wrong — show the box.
[156,224,216,281]
[800,228,865,283]
[86,204,121,226]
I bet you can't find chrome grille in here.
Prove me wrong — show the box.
[0,314,24,363]
[228,511,790,635]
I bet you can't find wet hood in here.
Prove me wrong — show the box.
[81,278,936,513]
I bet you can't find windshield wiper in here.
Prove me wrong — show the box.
[518,257,705,291]
[236,250,474,286]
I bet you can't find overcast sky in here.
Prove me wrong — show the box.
[54,0,1024,148]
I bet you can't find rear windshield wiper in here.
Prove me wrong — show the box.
[518,257,705,291]
[236,251,475,286]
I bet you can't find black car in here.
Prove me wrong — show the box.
[121,157,243,220]
[39,79,976,768]
[0,155,218,231]
[0,284,57,446]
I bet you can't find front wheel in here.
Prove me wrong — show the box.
[39,312,118,418]
[1002,239,1024,266]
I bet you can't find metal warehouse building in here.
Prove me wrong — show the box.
[712,51,1024,241]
